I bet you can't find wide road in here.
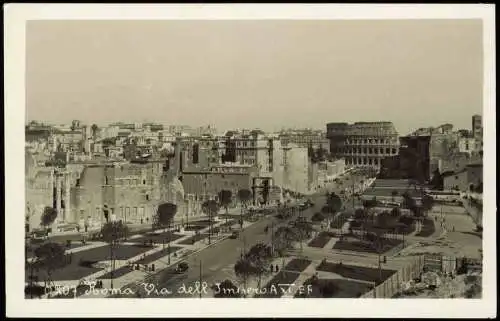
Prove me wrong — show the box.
[115,170,370,298]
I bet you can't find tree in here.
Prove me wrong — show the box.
[429,169,444,190]
[390,207,402,218]
[402,192,417,214]
[421,195,434,217]
[218,190,233,223]
[237,189,252,227]
[40,206,58,231]
[311,212,325,222]
[100,220,129,289]
[354,208,367,220]
[318,280,338,298]
[234,257,256,291]
[273,226,298,255]
[244,243,273,288]
[33,242,68,289]
[213,279,241,298]
[391,190,398,202]
[326,192,342,213]
[261,180,270,205]
[202,200,220,245]
[153,203,177,255]
[237,189,252,209]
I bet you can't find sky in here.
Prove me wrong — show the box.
[26,19,483,136]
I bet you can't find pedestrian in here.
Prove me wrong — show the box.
[275,264,279,272]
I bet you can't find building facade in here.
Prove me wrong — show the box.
[327,121,399,169]
[443,164,483,192]
[379,135,431,181]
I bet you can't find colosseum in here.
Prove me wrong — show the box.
[326,121,400,169]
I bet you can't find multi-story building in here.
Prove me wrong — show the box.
[472,114,483,142]
[278,129,329,150]
[471,114,483,154]
[379,135,431,181]
[408,124,460,176]
[457,130,480,155]
[281,143,309,195]
[443,163,482,192]
[182,164,259,202]
[327,121,399,169]
[70,159,170,227]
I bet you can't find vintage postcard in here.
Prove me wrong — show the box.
[4,3,496,318]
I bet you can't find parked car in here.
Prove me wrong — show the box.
[175,262,189,273]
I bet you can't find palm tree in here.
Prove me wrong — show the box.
[100,220,129,289]
[201,200,219,245]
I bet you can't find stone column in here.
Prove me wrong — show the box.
[65,173,71,223]
[55,173,62,223]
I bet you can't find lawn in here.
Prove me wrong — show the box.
[307,232,332,249]
[26,241,95,259]
[254,271,301,298]
[294,277,373,298]
[184,225,206,231]
[98,265,134,280]
[177,233,210,245]
[415,219,436,237]
[135,246,182,265]
[25,244,154,282]
[333,237,404,255]
[284,258,312,273]
[129,232,184,245]
[316,261,396,285]
[351,221,416,236]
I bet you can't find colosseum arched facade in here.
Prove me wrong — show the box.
[327,121,399,170]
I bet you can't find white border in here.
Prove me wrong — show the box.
[4,3,496,318]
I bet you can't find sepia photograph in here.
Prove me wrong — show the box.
[4,3,496,318]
